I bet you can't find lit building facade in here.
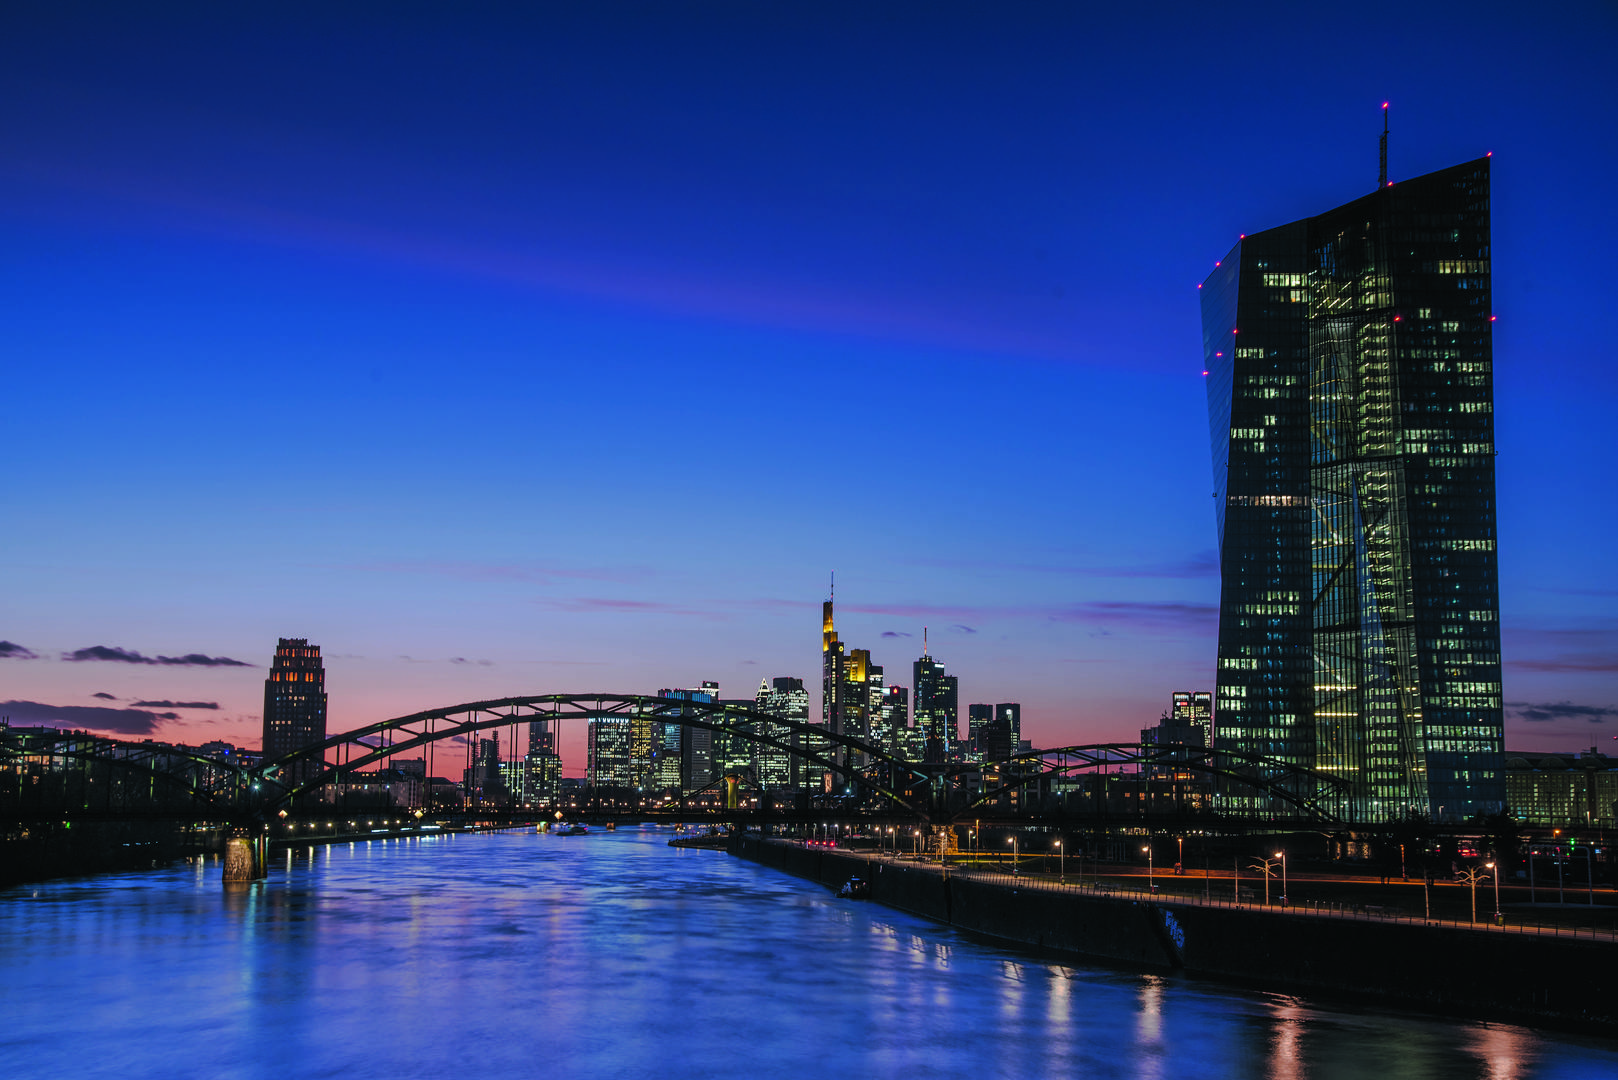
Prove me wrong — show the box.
[1505,751,1618,828]
[755,676,811,791]
[967,704,993,762]
[262,637,327,785]
[587,716,635,790]
[1202,155,1505,821]
[913,652,958,763]
[526,718,562,804]
[1171,691,1213,747]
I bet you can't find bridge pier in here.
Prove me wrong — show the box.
[222,833,266,885]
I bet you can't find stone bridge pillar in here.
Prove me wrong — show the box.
[223,831,266,885]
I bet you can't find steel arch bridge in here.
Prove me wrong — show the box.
[258,693,930,819]
[5,694,1362,828]
[0,726,264,820]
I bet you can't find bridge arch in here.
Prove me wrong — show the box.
[0,727,258,818]
[260,693,931,820]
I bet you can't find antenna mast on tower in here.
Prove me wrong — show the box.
[1379,102,1389,188]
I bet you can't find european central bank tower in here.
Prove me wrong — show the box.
[1201,155,1504,822]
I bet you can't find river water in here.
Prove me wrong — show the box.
[1,827,1614,1079]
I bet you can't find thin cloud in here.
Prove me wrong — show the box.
[1507,658,1618,674]
[352,560,644,585]
[0,699,179,735]
[63,645,253,667]
[0,641,38,659]
[536,597,713,617]
[908,553,1220,580]
[131,700,221,710]
[449,657,495,667]
[950,624,978,634]
[92,692,118,700]
[1507,701,1618,724]
[880,630,913,639]
[1055,601,1220,629]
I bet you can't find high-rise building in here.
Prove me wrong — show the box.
[662,684,718,792]
[967,704,993,762]
[526,718,562,804]
[463,736,504,805]
[1170,691,1214,747]
[863,662,889,750]
[587,716,635,790]
[1201,148,1505,821]
[878,685,910,759]
[913,645,959,763]
[755,676,810,790]
[996,703,1022,754]
[262,638,328,785]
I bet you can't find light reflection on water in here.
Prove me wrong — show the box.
[0,828,1613,1079]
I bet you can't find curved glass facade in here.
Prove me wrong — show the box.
[1202,158,1504,822]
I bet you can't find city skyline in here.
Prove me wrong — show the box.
[3,5,1615,764]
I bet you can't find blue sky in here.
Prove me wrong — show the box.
[2,2,1615,766]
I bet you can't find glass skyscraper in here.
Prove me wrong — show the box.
[1201,155,1504,822]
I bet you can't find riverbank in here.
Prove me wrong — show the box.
[731,834,1618,1037]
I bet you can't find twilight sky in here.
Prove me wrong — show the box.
[3,2,1615,770]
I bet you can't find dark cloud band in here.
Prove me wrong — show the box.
[64,645,252,667]
[1507,700,1618,724]
[0,699,178,735]
[0,641,39,659]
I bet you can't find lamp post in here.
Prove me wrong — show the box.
[1177,835,1184,877]
[1143,843,1154,893]
[1251,856,1280,906]
[1056,839,1065,883]
[1275,850,1288,906]
[1485,860,1502,925]
[1456,864,1490,924]
[1008,835,1019,875]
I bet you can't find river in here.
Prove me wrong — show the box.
[1,827,1614,1079]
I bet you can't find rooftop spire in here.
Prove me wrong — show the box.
[1379,102,1389,189]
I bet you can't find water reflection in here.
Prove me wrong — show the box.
[0,829,1613,1080]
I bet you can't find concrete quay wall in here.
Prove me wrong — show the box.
[730,835,1618,1036]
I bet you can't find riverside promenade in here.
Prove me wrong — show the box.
[731,834,1618,1036]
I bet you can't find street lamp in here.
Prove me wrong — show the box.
[1142,843,1154,893]
[1456,864,1490,924]
[1056,838,1065,883]
[1251,855,1280,906]
[1008,835,1019,875]
[1275,850,1288,906]
[1177,835,1184,876]
[1485,860,1502,925]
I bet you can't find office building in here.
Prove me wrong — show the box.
[262,637,328,786]
[996,704,1022,754]
[526,719,562,804]
[755,676,810,791]
[967,704,993,762]
[1202,148,1505,821]
[878,685,910,759]
[913,644,959,763]
[587,716,635,790]
[662,684,718,792]
[1170,691,1214,748]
